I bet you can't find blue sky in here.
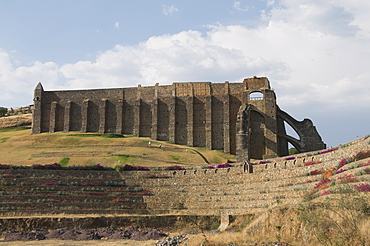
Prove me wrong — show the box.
[0,0,369,147]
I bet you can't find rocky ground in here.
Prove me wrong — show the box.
[2,227,167,242]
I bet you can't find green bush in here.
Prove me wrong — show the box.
[0,107,7,117]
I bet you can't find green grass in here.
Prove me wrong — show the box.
[116,154,135,164]
[0,137,10,143]
[66,133,125,138]
[168,155,180,161]
[0,126,31,132]
[0,128,236,166]
[59,157,70,167]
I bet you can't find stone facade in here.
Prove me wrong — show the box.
[31,77,325,158]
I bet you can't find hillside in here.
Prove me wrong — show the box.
[0,126,235,167]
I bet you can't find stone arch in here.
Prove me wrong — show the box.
[277,109,326,154]
[249,91,264,101]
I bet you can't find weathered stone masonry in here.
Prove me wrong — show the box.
[32,77,325,159]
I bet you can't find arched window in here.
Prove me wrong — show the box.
[249,91,263,100]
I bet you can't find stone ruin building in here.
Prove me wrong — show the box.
[31,77,325,161]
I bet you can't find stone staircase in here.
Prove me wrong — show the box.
[121,136,370,217]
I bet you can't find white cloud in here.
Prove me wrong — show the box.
[233,1,251,12]
[162,5,179,16]
[114,21,120,28]
[270,0,360,37]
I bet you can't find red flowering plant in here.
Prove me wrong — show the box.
[355,183,370,192]
[319,147,338,154]
[216,163,233,168]
[337,158,347,169]
[334,169,347,175]
[353,150,370,161]
[42,182,58,186]
[309,169,323,176]
[166,165,186,170]
[320,190,331,196]
[361,160,370,167]
[338,174,359,184]
[111,198,128,203]
[314,179,332,190]
[140,190,152,196]
[304,161,322,166]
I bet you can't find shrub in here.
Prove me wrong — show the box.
[32,163,62,169]
[319,147,338,154]
[355,183,370,192]
[59,157,70,167]
[166,165,186,170]
[309,169,323,176]
[216,163,232,168]
[111,198,128,203]
[254,160,271,165]
[304,161,322,166]
[353,150,370,161]
[335,169,347,175]
[120,164,150,171]
[285,156,296,160]
[338,174,360,184]
[140,190,152,196]
[320,190,330,196]
[314,179,331,190]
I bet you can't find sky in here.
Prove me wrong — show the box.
[0,0,369,148]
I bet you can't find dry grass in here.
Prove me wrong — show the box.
[0,127,235,167]
[0,114,32,128]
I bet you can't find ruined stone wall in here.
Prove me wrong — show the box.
[32,82,244,154]
[32,77,325,158]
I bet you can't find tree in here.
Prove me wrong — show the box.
[0,107,7,117]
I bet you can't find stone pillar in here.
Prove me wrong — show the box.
[49,101,57,133]
[187,85,194,147]
[223,82,230,153]
[98,99,107,134]
[236,104,250,163]
[218,212,230,231]
[63,101,71,132]
[133,86,142,137]
[31,82,43,134]
[116,99,123,134]
[205,96,212,149]
[151,98,158,140]
[168,91,176,143]
[81,99,89,133]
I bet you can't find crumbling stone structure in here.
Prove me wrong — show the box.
[32,77,325,159]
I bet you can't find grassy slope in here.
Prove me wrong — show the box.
[0,127,235,167]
